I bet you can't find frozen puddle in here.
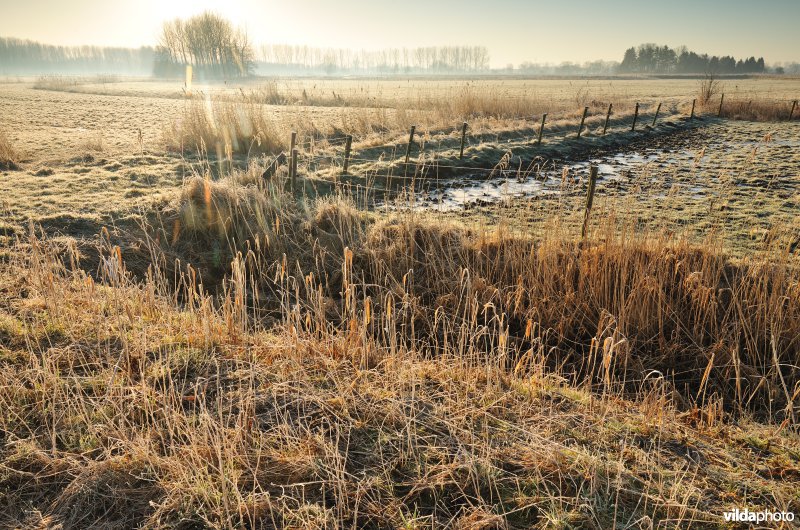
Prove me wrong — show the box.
[380,120,800,211]
[411,149,669,211]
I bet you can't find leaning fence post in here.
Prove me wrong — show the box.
[602,103,612,135]
[631,103,639,131]
[582,165,599,240]
[342,135,352,175]
[537,113,547,145]
[690,99,696,119]
[577,106,589,138]
[459,122,468,160]
[651,102,661,127]
[718,93,725,117]
[790,100,797,121]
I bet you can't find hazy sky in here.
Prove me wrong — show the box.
[1,0,798,66]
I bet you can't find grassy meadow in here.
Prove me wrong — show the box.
[1,75,800,528]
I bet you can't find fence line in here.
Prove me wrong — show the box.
[270,95,798,187]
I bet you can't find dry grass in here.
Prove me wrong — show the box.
[718,98,799,121]
[1,186,799,527]
[0,126,21,170]
[164,97,288,156]
[33,74,121,92]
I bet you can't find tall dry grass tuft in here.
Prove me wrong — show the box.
[0,127,21,170]
[435,84,551,120]
[165,97,287,156]
[152,173,365,290]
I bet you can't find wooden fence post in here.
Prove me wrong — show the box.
[790,100,797,121]
[289,131,297,184]
[403,125,417,177]
[651,102,661,127]
[718,93,725,117]
[581,165,599,240]
[690,99,696,119]
[631,103,639,131]
[537,113,547,145]
[459,122,468,159]
[577,106,589,138]
[291,148,298,192]
[404,125,416,165]
[342,135,352,175]
[602,103,612,135]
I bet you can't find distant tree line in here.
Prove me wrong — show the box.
[0,37,153,75]
[619,44,765,74]
[515,60,618,75]
[258,44,490,74]
[154,12,255,78]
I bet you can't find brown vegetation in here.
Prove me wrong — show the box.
[0,127,21,170]
[718,98,799,121]
[164,97,286,155]
[1,183,799,527]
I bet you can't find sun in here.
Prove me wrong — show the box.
[152,0,246,24]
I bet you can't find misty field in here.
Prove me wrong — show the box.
[1,75,800,528]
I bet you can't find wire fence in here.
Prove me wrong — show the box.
[268,94,798,189]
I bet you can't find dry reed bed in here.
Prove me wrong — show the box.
[150,178,800,418]
[1,221,799,528]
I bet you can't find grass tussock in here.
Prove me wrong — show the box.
[195,83,640,154]
[140,178,800,419]
[162,174,364,279]
[164,97,288,156]
[0,127,21,170]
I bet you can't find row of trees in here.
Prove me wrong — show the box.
[516,60,618,75]
[154,12,255,78]
[0,37,153,75]
[258,44,490,74]
[619,44,766,74]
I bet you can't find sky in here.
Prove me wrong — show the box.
[0,0,798,66]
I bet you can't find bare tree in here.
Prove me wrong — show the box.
[155,12,254,78]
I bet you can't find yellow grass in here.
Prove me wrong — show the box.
[0,126,21,170]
